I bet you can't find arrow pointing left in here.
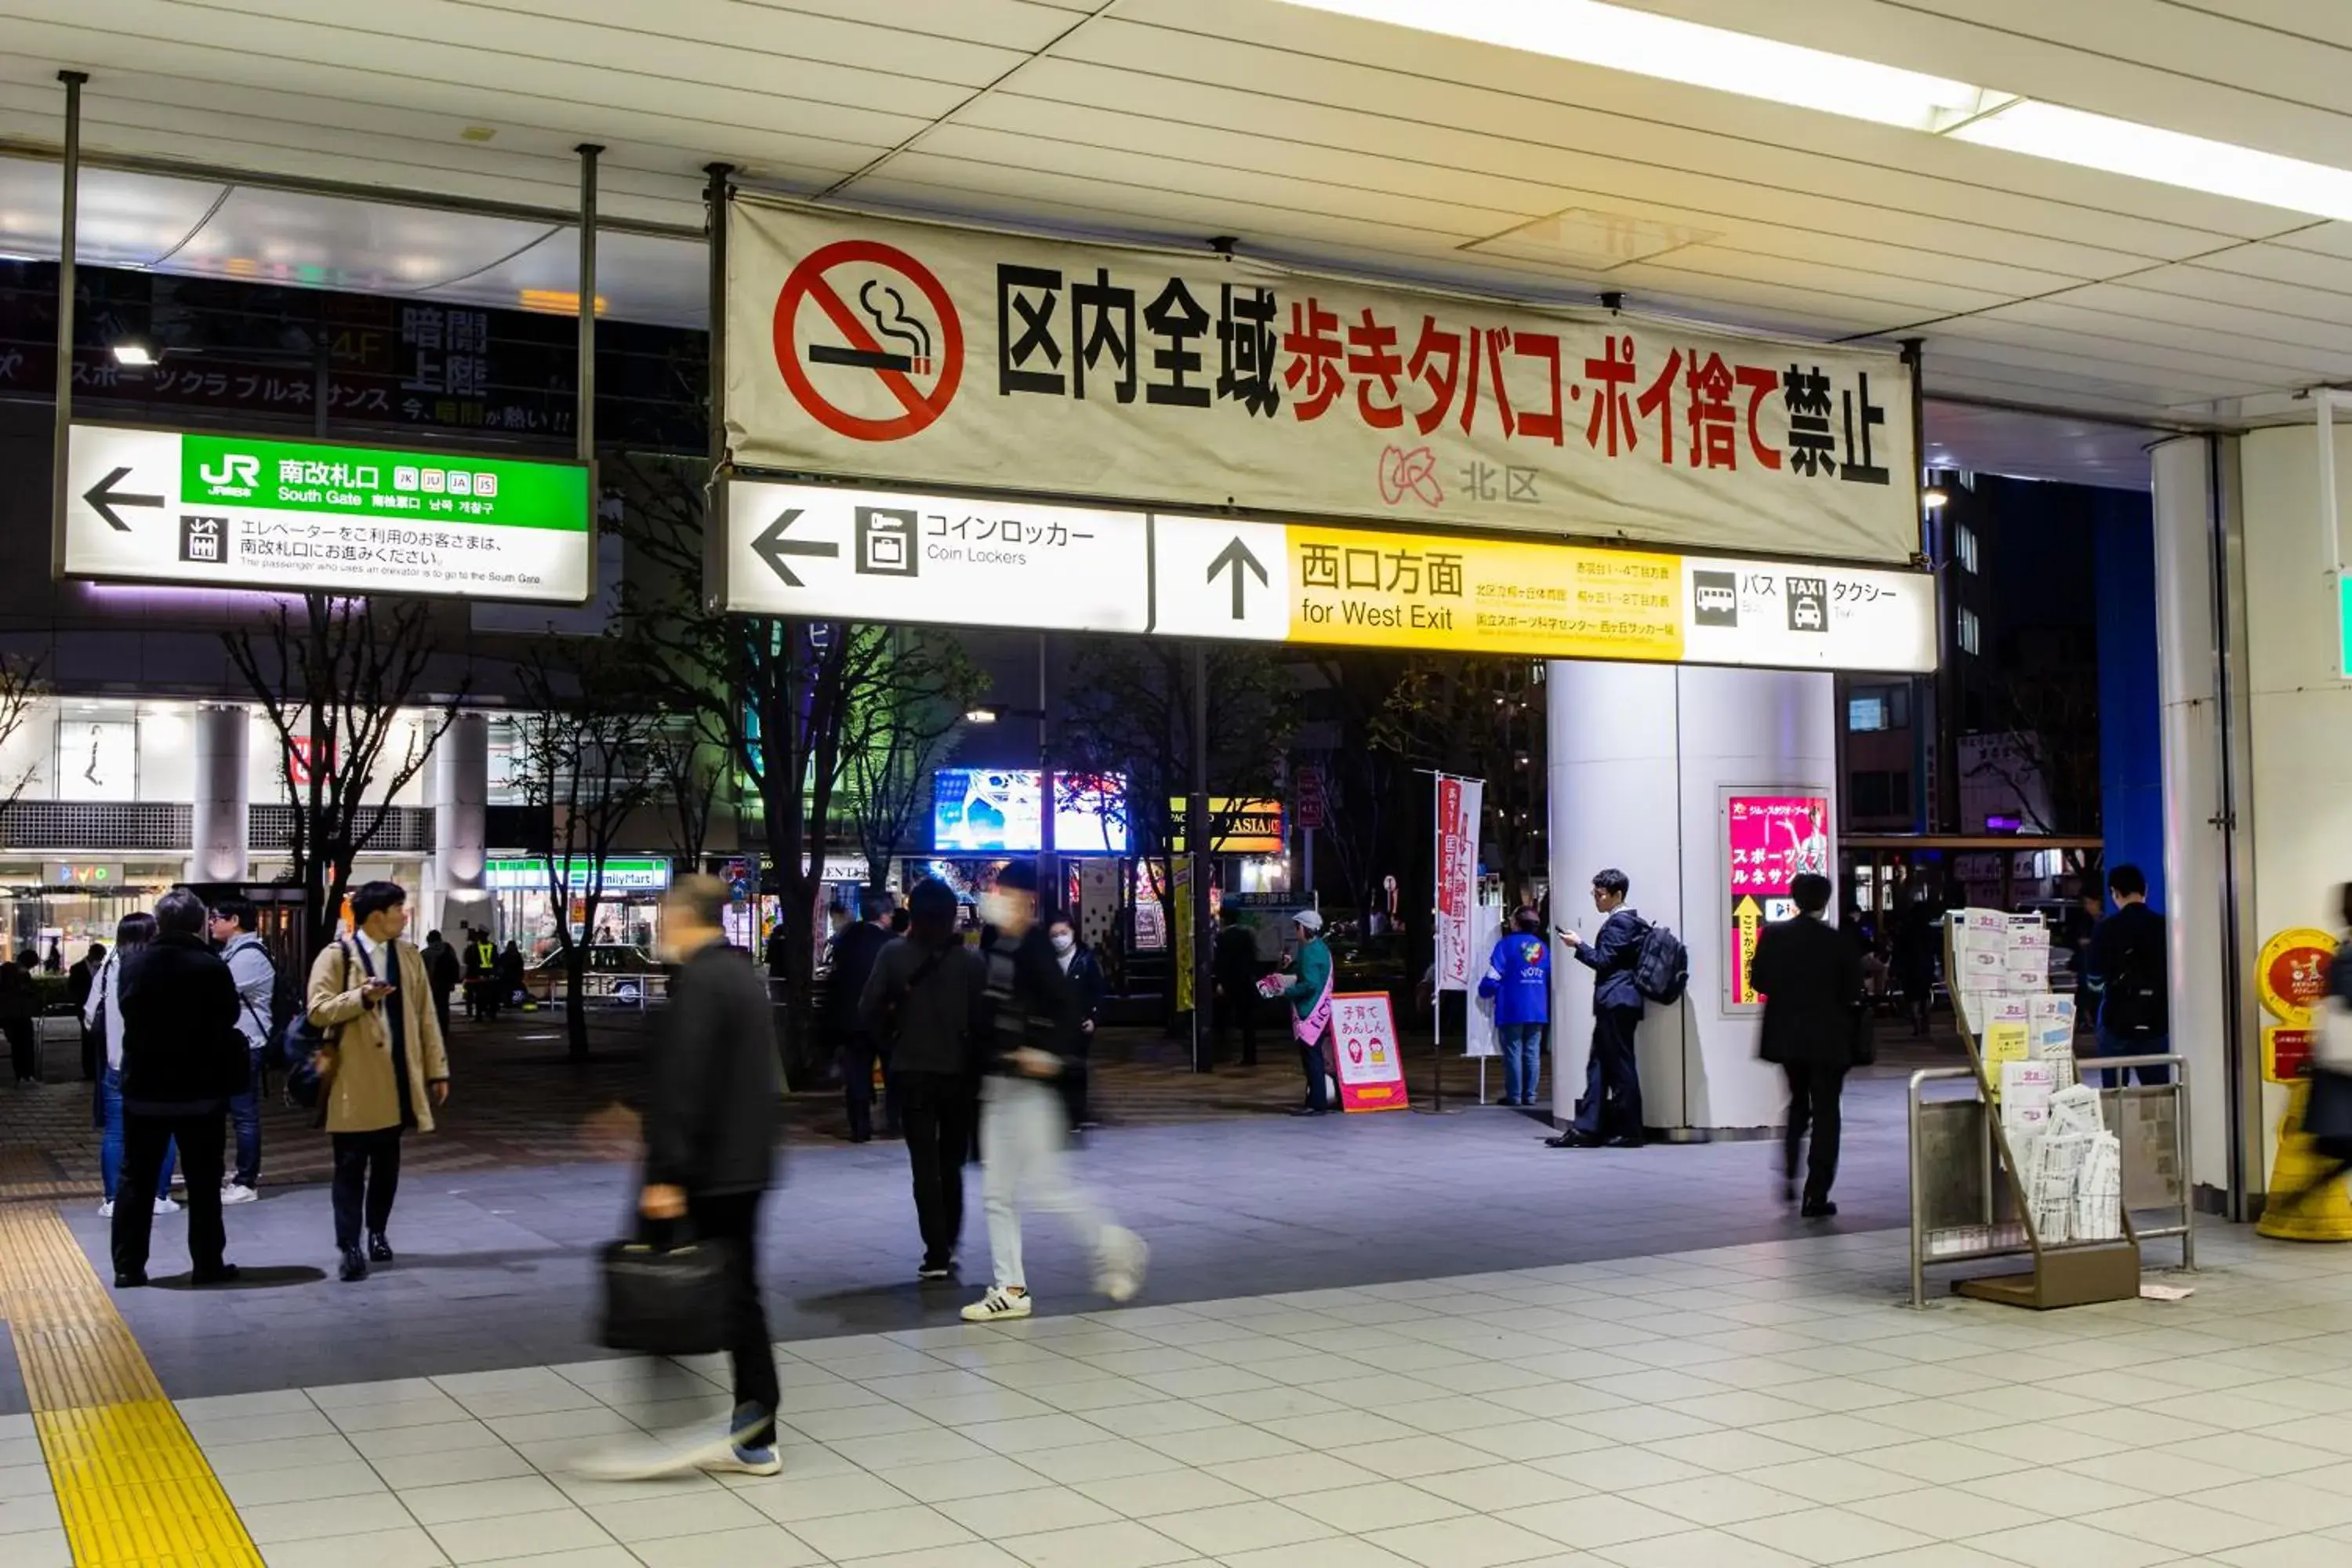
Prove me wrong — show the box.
[751,507,839,588]
[83,466,165,532]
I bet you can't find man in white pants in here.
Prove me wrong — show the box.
[963,862,1145,1323]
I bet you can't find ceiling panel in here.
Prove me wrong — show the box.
[0,158,224,265]
[438,227,708,327]
[167,188,557,294]
[1922,397,2156,491]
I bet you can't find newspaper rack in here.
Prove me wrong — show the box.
[1907,920,2194,1309]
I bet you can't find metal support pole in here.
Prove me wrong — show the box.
[576,143,601,466]
[1037,630,1055,900]
[701,163,733,608]
[1189,642,1213,1074]
[49,70,87,578]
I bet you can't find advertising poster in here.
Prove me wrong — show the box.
[1725,791,1831,1010]
[57,720,136,801]
[1434,774,1484,993]
[1330,992,1410,1112]
[1172,857,1194,1015]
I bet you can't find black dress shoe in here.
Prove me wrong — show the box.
[1800,1200,1839,1219]
[114,1269,147,1289]
[1287,1106,1326,1117]
[339,1248,369,1283]
[1605,1136,1644,1149]
[1545,1132,1600,1149]
[368,1232,394,1264]
[191,1264,241,1287]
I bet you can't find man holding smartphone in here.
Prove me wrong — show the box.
[306,881,451,1283]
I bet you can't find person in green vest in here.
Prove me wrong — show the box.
[1278,909,1336,1117]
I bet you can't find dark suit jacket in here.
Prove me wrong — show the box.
[1751,915,1867,1068]
[1575,909,1649,1013]
[644,940,782,1196]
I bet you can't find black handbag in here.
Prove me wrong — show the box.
[2303,1065,2352,1161]
[597,1227,735,1356]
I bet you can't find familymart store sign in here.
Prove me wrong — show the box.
[60,423,593,603]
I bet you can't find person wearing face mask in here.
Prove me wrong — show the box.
[1049,916,1105,1132]
[961,863,1145,1323]
[1479,906,1552,1109]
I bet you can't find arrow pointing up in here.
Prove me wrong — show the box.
[82,465,165,532]
[750,507,839,588]
[1206,536,1267,619]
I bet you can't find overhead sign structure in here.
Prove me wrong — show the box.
[724,479,1936,674]
[728,197,1920,564]
[60,423,593,603]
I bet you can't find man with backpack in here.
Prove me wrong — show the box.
[2086,864,2169,1087]
[209,897,278,1205]
[1550,868,1653,1149]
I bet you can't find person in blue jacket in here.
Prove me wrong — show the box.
[1549,868,1647,1149]
[1478,907,1551,1107]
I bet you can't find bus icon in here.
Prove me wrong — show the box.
[1693,570,1738,626]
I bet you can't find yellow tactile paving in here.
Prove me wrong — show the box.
[0,1204,263,1567]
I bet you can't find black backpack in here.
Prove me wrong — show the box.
[1632,919,1690,1006]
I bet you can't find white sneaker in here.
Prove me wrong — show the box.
[961,1287,1033,1323]
[221,1183,259,1205]
[153,1196,181,1216]
[98,1199,114,1218]
[1098,1227,1149,1305]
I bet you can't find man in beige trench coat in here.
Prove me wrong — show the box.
[308,880,450,1283]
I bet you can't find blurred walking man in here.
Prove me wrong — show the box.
[1750,873,1867,1218]
[963,862,1145,1323]
[637,875,784,1473]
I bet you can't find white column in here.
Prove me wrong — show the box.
[187,703,250,883]
[2229,426,2352,1196]
[2149,436,2243,1203]
[431,711,491,937]
[1547,662,1836,1136]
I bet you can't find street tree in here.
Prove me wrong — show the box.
[644,712,729,873]
[223,594,463,960]
[839,629,989,895]
[0,655,43,836]
[506,643,662,1059]
[1370,656,1548,903]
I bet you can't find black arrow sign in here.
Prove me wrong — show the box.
[1206,536,1267,619]
[751,507,839,588]
[83,465,165,532]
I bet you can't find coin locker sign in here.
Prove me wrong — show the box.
[724,479,1935,673]
[726,197,1921,565]
[60,423,593,602]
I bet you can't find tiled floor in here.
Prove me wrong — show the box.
[9,1220,2349,1568]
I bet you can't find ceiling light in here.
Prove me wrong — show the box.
[1279,0,2352,226]
[1278,0,1987,130]
[1947,100,2352,223]
[111,339,155,367]
[1922,487,1951,510]
[964,707,999,724]
[520,289,608,315]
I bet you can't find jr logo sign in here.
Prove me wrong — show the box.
[199,452,262,494]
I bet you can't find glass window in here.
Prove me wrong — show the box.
[1847,695,1888,732]
[1958,608,1981,656]
[1955,523,1980,575]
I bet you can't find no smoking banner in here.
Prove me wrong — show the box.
[771,239,964,442]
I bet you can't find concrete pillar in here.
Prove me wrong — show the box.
[2149,435,2252,1209]
[188,702,250,884]
[1546,662,1837,1137]
[431,711,492,938]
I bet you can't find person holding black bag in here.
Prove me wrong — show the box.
[1749,873,1869,1219]
[2085,864,2169,1087]
[630,874,783,1476]
[862,877,981,1282]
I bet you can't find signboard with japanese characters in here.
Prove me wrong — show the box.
[726,198,1920,565]
[1723,790,1833,1012]
[724,479,1934,674]
[59,423,593,603]
[1330,992,1410,1112]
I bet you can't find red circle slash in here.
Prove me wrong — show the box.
[773,239,964,442]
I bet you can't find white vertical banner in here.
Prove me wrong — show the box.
[1464,887,1504,1060]
[1434,774,1485,994]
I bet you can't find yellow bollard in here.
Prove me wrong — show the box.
[2258,1078,2352,1240]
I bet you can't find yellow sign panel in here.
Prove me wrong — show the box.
[1286,525,1685,662]
[1168,797,1286,855]
[2257,927,2338,1026]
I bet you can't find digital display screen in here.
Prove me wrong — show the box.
[931,770,1128,855]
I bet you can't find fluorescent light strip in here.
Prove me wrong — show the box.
[1281,0,2352,222]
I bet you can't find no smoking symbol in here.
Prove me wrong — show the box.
[773,239,964,442]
